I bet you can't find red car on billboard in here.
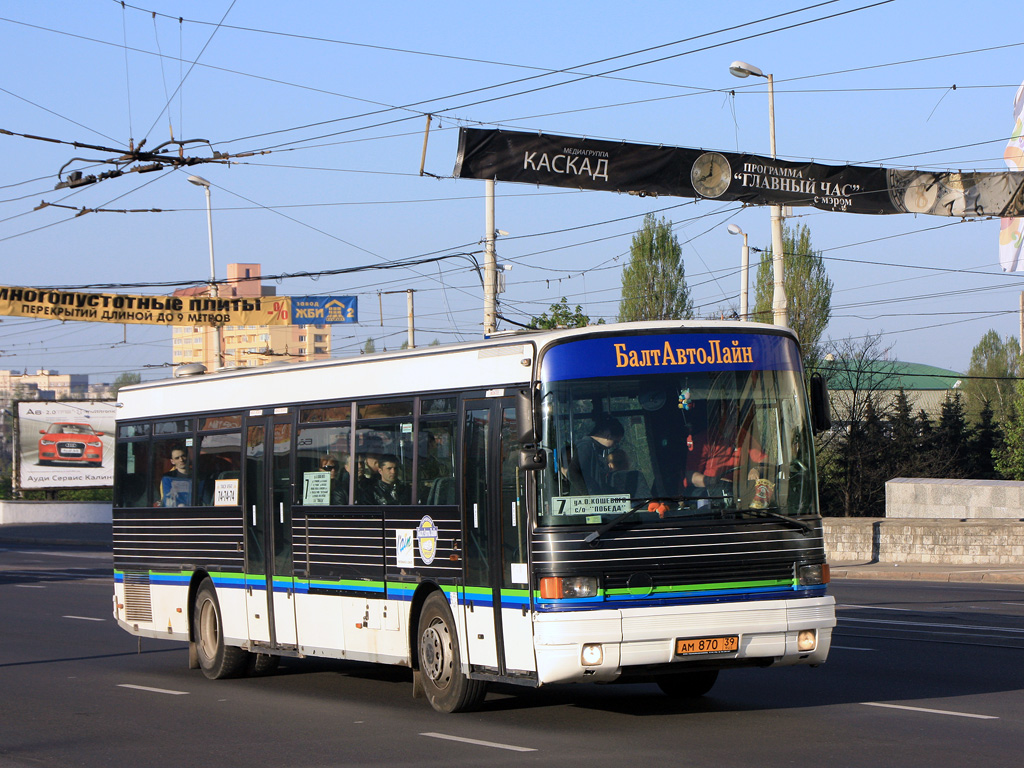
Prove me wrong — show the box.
[38,422,104,467]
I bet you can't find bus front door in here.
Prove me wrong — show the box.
[243,414,298,652]
[462,397,536,679]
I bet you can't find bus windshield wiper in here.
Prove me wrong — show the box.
[584,498,671,547]
[734,507,816,535]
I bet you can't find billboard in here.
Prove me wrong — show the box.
[0,287,292,327]
[455,127,1024,218]
[292,296,359,325]
[16,401,116,490]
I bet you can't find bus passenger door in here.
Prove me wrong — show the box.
[244,413,298,651]
[462,398,536,678]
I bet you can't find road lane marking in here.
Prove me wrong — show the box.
[25,550,110,560]
[421,733,536,752]
[831,645,874,651]
[838,604,914,612]
[841,616,1024,634]
[862,702,997,720]
[64,615,104,622]
[14,584,45,589]
[118,684,189,696]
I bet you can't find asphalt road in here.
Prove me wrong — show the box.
[2,544,1023,767]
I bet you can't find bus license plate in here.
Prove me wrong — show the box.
[675,635,739,656]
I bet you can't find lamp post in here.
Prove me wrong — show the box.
[187,174,222,368]
[729,60,787,327]
[727,224,749,321]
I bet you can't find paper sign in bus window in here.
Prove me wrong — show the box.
[302,471,331,506]
[213,479,239,507]
[550,495,631,517]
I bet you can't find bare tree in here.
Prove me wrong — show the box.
[817,333,902,517]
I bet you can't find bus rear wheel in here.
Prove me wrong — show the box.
[417,592,486,713]
[657,669,719,698]
[193,578,249,679]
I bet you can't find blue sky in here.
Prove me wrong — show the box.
[2,0,1022,382]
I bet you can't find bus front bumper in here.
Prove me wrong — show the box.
[532,595,836,685]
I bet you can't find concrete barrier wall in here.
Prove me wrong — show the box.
[2,499,1022,567]
[0,501,112,525]
[824,518,1024,565]
[886,478,1024,519]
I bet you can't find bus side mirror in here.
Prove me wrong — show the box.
[516,389,547,470]
[519,448,547,470]
[810,373,831,433]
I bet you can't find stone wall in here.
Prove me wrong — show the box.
[886,478,1024,519]
[824,517,1024,565]
[0,500,111,525]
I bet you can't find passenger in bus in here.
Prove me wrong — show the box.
[160,445,192,507]
[417,430,449,502]
[570,416,625,494]
[356,452,382,500]
[606,448,651,498]
[321,453,351,504]
[685,401,766,500]
[359,453,409,505]
[557,444,584,495]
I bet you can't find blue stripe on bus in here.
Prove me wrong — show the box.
[115,571,825,613]
[535,585,825,612]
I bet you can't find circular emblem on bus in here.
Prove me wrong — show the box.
[417,516,439,565]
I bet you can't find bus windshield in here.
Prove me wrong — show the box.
[537,332,817,527]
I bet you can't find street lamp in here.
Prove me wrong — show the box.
[187,174,222,368]
[729,60,787,327]
[727,224,750,321]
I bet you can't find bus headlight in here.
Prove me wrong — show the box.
[581,643,604,666]
[540,576,599,599]
[797,563,830,586]
[797,630,817,651]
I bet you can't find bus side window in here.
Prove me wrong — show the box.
[354,419,412,505]
[154,439,193,508]
[297,425,352,505]
[115,440,151,508]
[197,432,242,506]
[418,418,455,504]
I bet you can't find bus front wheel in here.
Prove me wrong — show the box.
[417,592,486,713]
[193,578,249,679]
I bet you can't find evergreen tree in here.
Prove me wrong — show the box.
[889,388,919,476]
[934,392,969,478]
[858,397,889,515]
[916,409,936,475]
[618,213,693,321]
[968,399,1001,479]
[752,222,832,371]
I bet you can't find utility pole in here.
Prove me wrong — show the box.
[407,289,415,349]
[483,179,497,336]
[187,175,223,368]
[379,290,416,349]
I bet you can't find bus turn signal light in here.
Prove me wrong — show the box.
[540,576,598,600]
[797,563,830,586]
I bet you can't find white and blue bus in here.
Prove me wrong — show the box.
[112,320,835,712]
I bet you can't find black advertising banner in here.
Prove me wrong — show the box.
[454,127,1024,218]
